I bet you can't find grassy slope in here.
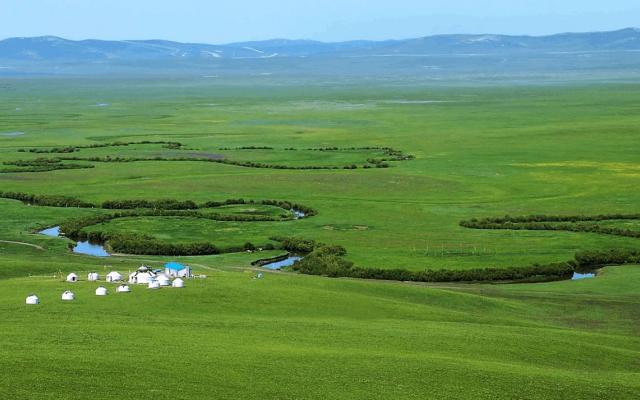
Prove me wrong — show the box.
[0,265,638,399]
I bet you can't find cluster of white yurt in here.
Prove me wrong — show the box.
[26,265,188,304]
[127,265,186,289]
[63,267,186,287]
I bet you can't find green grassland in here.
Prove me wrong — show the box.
[0,78,639,398]
[0,265,638,399]
[1,80,639,270]
[84,216,301,247]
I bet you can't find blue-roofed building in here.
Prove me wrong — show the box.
[164,262,192,278]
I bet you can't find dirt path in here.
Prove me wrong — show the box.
[0,240,45,250]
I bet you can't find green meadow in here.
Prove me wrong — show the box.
[0,78,639,398]
[1,266,639,399]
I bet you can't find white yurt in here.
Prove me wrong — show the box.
[116,284,131,293]
[172,278,185,288]
[95,286,108,296]
[66,273,79,283]
[129,266,157,285]
[148,280,160,289]
[157,274,171,286]
[106,271,123,282]
[25,294,40,305]
[61,291,75,301]
[87,272,100,282]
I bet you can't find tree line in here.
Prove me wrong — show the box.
[54,155,383,170]
[462,213,640,225]
[106,235,276,256]
[2,158,94,173]
[19,140,184,154]
[76,228,278,257]
[2,191,317,217]
[218,146,274,150]
[266,234,640,283]
[0,191,95,208]
[102,199,200,210]
[11,143,413,172]
[574,248,640,267]
[270,236,317,253]
[289,242,640,283]
[460,213,640,239]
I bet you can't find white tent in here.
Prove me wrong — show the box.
[61,291,75,301]
[116,284,131,293]
[87,272,100,281]
[25,294,40,305]
[172,278,185,288]
[106,271,123,282]
[129,266,157,285]
[95,286,108,296]
[66,273,78,283]
[148,280,160,289]
[157,274,171,286]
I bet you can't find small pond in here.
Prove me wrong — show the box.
[39,226,61,237]
[572,271,596,280]
[39,226,110,257]
[263,256,302,270]
[72,241,110,257]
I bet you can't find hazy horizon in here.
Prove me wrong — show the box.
[2,26,640,45]
[2,0,639,43]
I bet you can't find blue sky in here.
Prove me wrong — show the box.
[2,0,639,42]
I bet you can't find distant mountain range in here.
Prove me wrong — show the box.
[1,28,639,61]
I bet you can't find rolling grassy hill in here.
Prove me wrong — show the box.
[0,265,638,399]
